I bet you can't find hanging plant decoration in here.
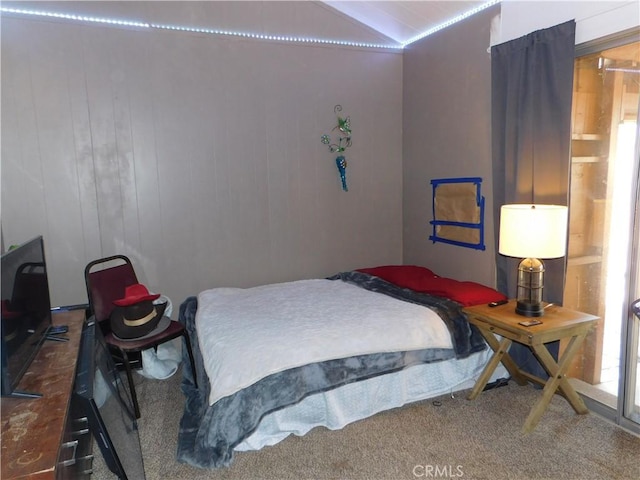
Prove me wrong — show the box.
[321,105,352,191]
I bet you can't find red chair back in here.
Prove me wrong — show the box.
[85,256,138,324]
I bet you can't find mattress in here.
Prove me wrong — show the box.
[196,278,454,405]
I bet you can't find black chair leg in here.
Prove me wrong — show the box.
[118,348,141,419]
[181,332,198,389]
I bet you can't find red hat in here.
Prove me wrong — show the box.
[113,284,160,307]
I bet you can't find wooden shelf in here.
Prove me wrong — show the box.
[571,155,607,163]
[572,133,604,141]
[568,255,603,267]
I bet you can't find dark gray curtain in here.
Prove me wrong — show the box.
[491,21,576,377]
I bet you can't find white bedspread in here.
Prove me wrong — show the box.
[196,279,453,405]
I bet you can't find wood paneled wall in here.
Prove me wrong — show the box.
[402,6,499,286]
[1,2,403,307]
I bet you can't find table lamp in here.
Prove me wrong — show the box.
[499,204,568,317]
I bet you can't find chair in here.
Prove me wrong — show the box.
[84,255,197,418]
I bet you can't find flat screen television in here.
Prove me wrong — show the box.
[1,236,53,397]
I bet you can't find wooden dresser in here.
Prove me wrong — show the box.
[1,309,93,479]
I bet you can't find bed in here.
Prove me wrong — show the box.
[176,266,508,469]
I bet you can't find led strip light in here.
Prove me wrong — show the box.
[0,6,151,28]
[150,22,401,49]
[0,6,399,49]
[401,0,500,47]
[1,2,501,50]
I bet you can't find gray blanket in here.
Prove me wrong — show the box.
[177,272,485,469]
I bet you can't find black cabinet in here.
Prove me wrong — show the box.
[75,319,146,480]
[57,395,94,479]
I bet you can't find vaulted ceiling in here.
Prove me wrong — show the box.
[323,1,491,45]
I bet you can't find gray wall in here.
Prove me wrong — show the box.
[402,6,499,286]
[4,1,631,307]
[1,2,403,307]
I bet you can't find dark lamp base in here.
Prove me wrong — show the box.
[516,300,544,317]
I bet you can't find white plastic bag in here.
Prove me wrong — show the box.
[137,295,183,380]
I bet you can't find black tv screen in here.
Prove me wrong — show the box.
[1,236,53,397]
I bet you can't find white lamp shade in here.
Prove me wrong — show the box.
[499,204,568,259]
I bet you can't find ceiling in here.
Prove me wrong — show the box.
[323,1,492,45]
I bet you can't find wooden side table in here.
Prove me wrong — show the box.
[463,300,599,433]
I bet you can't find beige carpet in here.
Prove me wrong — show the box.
[93,370,640,480]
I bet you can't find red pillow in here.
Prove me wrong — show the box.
[356,265,506,307]
[427,278,507,307]
[356,265,438,290]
